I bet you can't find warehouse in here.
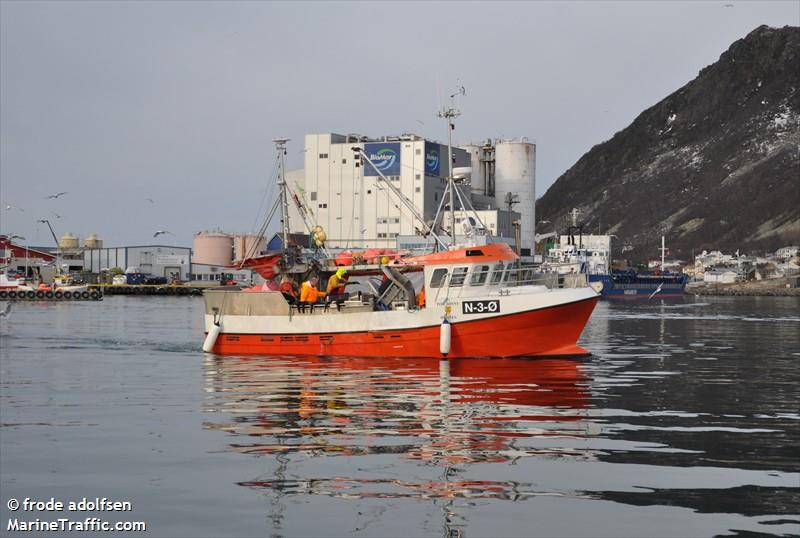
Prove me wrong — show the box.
[83,245,192,281]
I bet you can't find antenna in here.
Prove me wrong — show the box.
[437,83,465,248]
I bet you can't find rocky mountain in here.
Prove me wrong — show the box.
[536,25,799,262]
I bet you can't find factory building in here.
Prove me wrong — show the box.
[83,245,192,281]
[189,263,257,285]
[0,235,57,278]
[286,133,536,255]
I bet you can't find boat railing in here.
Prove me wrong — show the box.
[432,266,587,305]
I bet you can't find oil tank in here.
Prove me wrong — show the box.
[59,232,79,250]
[494,138,536,256]
[193,231,233,266]
[233,234,266,263]
[84,233,103,249]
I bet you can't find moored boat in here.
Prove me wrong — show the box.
[0,272,34,291]
[588,269,689,298]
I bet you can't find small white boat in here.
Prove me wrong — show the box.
[0,273,34,292]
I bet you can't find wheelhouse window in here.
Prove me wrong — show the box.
[429,268,448,288]
[470,265,490,286]
[490,262,505,285]
[450,267,468,287]
[504,267,517,283]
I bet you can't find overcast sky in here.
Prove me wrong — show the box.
[1,1,798,247]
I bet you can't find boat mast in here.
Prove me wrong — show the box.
[660,235,666,271]
[438,85,464,248]
[273,138,291,252]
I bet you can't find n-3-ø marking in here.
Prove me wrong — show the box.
[462,300,500,314]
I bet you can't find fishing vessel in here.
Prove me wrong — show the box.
[203,242,598,358]
[203,134,600,359]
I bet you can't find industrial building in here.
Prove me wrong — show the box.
[3,231,261,285]
[0,235,57,277]
[285,133,536,255]
[83,244,192,281]
[189,263,257,284]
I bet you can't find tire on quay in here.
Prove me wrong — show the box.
[0,290,7,299]
[8,291,17,299]
[80,291,90,300]
[90,291,101,300]
[54,291,63,299]
[63,291,72,299]
[26,291,36,299]
[36,291,45,299]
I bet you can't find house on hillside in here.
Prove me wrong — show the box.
[775,246,799,260]
[704,268,739,284]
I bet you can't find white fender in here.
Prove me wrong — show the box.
[202,322,222,353]
[439,319,451,356]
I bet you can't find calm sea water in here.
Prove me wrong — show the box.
[1,296,798,537]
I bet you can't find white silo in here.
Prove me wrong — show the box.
[84,233,103,249]
[494,138,536,256]
[193,231,233,266]
[59,232,79,251]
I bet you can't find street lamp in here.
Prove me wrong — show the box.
[37,219,62,273]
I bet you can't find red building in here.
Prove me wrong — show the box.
[1,235,56,276]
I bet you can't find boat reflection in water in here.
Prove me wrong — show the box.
[203,355,601,515]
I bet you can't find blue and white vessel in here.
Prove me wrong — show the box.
[544,232,688,299]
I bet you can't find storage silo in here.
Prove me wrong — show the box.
[233,234,266,263]
[461,140,495,197]
[59,232,79,250]
[84,233,103,249]
[494,138,536,256]
[193,231,233,266]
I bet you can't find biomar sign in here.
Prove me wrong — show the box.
[424,142,441,176]
[364,143,401,176]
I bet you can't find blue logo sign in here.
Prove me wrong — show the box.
[424,142,440,176]
[364,143,401,176]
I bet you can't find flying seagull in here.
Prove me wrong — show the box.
[52,212,63,219]
[153,230,173,238]
[0,303,11,319]
[146,198,155,204]
[5,204,23,212]
[648,283,664,300]
[45,191,68,199]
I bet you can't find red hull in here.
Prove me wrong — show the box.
[209,297,598,358]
